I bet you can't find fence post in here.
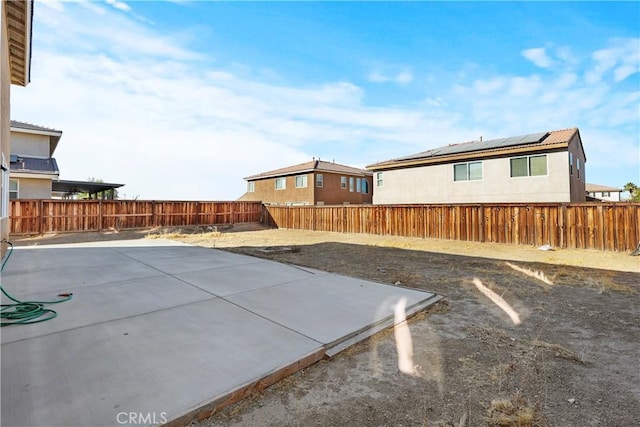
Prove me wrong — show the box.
[39,199,44,235]
[559,203,566,249]
[98,199,103,232]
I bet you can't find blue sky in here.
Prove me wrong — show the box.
[12,1,640,200]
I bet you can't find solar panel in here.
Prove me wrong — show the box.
[391,131,549,162]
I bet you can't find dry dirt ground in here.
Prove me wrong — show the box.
[11,226,640,426]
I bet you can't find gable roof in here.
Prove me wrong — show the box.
[10,120,63,156]
[585,183,622,193]
[10,155,59,175]
[245,160,372,181]
[367,128,584,171]
[5,0,33,86]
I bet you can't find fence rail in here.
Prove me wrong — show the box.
[262,203,640,252]
[9,200,263,235]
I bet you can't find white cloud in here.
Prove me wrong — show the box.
[522,47,553,68]
[368,68,413,85]
[585,37,640,84]
[40,1,65,12]
[395,70,414,85]
[105,0,131,12]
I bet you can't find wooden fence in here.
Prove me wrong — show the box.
[262,203,640,252]
[9,200,263,235]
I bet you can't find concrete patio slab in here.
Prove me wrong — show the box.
[1,239,440,426]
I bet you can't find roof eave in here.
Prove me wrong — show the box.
[7,0,33,86]
[244,168,316,181]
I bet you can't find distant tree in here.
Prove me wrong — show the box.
[623,182,640,202]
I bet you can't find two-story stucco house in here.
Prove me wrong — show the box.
[367,128,587,204]
[239,159,373,205]
[2,0,33,255]
[9,120,61,199]
[586,183,623,202]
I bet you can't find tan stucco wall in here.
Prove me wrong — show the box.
[13,177,53,199]
[372,150,573,204]
[11,132,51,157]
[314,172,372,205]
[1,1,11,254]
[567,134,587,202]
[249,173,316,205]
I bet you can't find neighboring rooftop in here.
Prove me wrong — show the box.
[10,120,62,134]
[245,159,372,181]
[367,128,583,170]
[10,155,59,174]
[586,183,622,193]
[52,180,124,199]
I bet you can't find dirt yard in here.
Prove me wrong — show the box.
[12,226,640,426]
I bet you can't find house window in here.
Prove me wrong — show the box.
[362,179,369,194]
[510,155,547,177]
[356,178,362,193]
[376,172,383,187]
[349,177,354,192]
[247,181,255,192]
[453,161,482,181]
[316,174,323,188]
[9,179,19,200]
[602,192,610,197]
[295,175,307,188]
[341,176,347,189]
[569,152,574,175]
[577,158,580,180]
[275,177,286,190]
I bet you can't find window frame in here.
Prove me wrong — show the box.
[295,174,307,188]
[275,177,286,190]
[340,176,347,189]
[453,161,483,182]
[569,152,574,175]
[362,179,369,194]
[376,172,383,187]
[247,181,255,193]
[349,177,354,192]
[9,178,19,200]
[510,154,548,178]
[316,174,323,188]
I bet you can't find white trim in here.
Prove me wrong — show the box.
[1,154,8,217]
[10,127,61,138]
[10,172,58,179]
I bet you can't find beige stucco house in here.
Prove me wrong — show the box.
[2,0,33,255]
[586,183,623,202]
[240,159,373,205]
[367,128,587,204]
[9,120,61,199]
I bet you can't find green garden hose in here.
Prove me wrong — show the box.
[1,240,72,326]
